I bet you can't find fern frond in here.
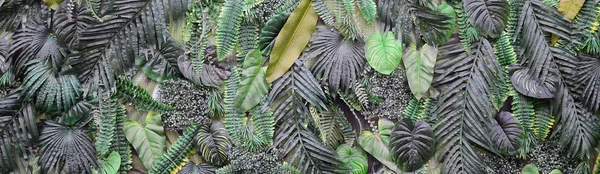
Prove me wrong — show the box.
[250,106,274,146]
[312,0,336,26]
[512,91,535,138]
[208,89,225,119]
[357,0,376,23]
[114,77,173,112]
[275,0,302,14]
[95,98,117,157]
[454,2,478,54]
[223,68,243,145]
[317,105,345,148]
[238,19,259,61]
[338,114,356,146]
[109,102,132,173]
[354,82,370,109]
[556,0,600,53]
[402,99,422,122]
[150,123,200,174]
[216,0,244,60]
[533,101,555,141]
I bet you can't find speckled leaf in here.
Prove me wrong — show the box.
[404,44,437,99]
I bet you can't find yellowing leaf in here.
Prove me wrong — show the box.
[558,0,585,21]
[266,0,318,82]
[43,0,63,10]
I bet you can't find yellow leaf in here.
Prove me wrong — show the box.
[43,0,63,10]
[558,0,585,21]
[266,0,318,82]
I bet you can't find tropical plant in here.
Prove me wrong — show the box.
[5,0,600,173]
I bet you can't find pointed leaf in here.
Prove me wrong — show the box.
[266,0,318,82]
[490,112,522,154]
[234,50,269,112]
[100,151,121,174]
[258,13,290,56]
[389,118,434,172]
[337,144,368,174]
[123,112,166,169]
[404,44,437,99]
[522,164,539,174]
[558,0,585,21]
[365,32,403,75]
[463,0,508,38]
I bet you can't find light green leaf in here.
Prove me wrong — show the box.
[235,50,269,112]
[100,151,121,174]
[43,0,63,10]
[549,169,562,174]
[124,111,166,169]
[337,144,368,174]
[436,4,456,42]
[358,118,399,173]
[266,0,318,82]
[404,44,438,99]
[521,164,539,174]
[365,32,403,75]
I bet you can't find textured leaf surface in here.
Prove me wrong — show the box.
[100,152,121,174]
[490,112,522,154]
[404,44,437,99]
[123,112,166,169]
[558,0,585,21]
[234,50,269,112]
[337,144,368,174]
[258,13,290,56]
[389,118,434,172]
[463,0,508,38]
[266,0,318,82]
[365,32,402,75]
[358,118,399,173]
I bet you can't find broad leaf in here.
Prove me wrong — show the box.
[510,65,557,99]
[337,144,368,174]
[258,12,290,56]
[522,164,539,174]
[234,50,269,112]
[358,118,399,173]
[404,44,437,99]
[266,0,318,82]
[178,162,216,174]
[388,118,434,172]
[558,0,585,21]
[38,121,99,173]
[365,32,402,75]
[123,112,166,169]
[463,0,508,38]
[490,112,522,154]
[436,3,456,42]
[195,122,231,166]
[100,151,121,174]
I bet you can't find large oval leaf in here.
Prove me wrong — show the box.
[258,12,290,56]
[123,112,166,169]
[358,118,399,173]
[404,44,438,99]
[194,122,231,166]
[389,118,434,172]
[337,144,368,174]
[490,112,522,155]
[100,151,121,174]
[522,164,539,174]
[463,0,508,38]
[266,0,318,82]
[365,32,402,75]
[234,50,269,112]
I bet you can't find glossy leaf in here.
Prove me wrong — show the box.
[463,0,508,38]
[100,151,121,174]
[337,144,368,174]
[522,164,539,174]
[358,118,399,173]
[258,13,290,56]
[490,112,522,154]
[365,32,402,75]
[234,50,269,112]
[389,118,434,172]
[404,44,437,99]
[123,112,166,169]
[266,0,318,82]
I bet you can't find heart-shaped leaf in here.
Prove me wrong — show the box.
[365,32,403,75]
[337,144,368,174]
[389,118,434,172]
[123,111,166,169]
[99,151,121,174]
[404,44,438,99]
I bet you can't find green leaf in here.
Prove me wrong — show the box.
[234,50,269,112]
[365,32,403,75]
[216,0,244,60]
[521,164,539,174]
[358,118,399,173]
[266,0,318,82]
[100,152,121,174]
[337,144,368,174]
[43,0,63,10]
[404,44,438,99]
[258,12,290,56]
[123,112,166,169]
[436,4,456,41]
[549,169,562,174]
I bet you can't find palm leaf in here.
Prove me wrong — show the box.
[397,0,452,46]
[38,121,99,173]
[463,0,508,38]
[194,122,231,166]
[266,0,318,82]
[313,105,345,148]
[0,92,38,173]
[365,32,402,75]
[234,50,269,112]
[178,162,216,174]
[309,27,366,96]
[404,43,437,100]
[573,53,600,113]
[53,2,95,51]
[123,111,166,169]
[432,38,504,173]
[22,60,81,114]
[115,77,173,112]
[388,118,434,172]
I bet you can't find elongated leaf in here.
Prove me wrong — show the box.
[337,144,368,174]
[463,0,508,38]
[404,44,437,99]
[558,0,585,21]
[266,0,318,82]
[216,0,244,60]
[389,118,434,172]
[234,50,269,112]
[123,112,166,169]
[258,12,290,56]
[365,32,402,75]
[358,118,399,173]
[100,151,121,174]
[510,65,557,99]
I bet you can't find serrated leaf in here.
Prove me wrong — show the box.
[235,50,269,112]
[266,0,318,82]
[404,44,437,99]
[123,112,166,169]
[365,32,402,75]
